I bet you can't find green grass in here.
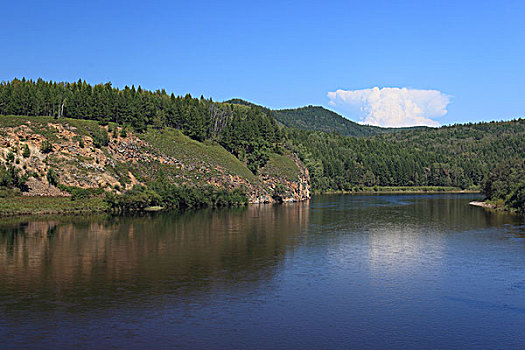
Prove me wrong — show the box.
[0,196,107,217]
[141,127,259,183]
[263,152,301,181]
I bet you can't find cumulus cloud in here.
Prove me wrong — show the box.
[327,87,451,127]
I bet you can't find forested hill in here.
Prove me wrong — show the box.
[226,99,426,137]
[0,78,283,174]
[274,106,380,136]
[1,78,523,200]
[226,98,376,136]
[286,119,525,192]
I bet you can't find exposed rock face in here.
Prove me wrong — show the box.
[258,153,310,203]
[0,120,310,203]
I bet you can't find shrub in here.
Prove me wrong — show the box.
[6,151,14,163]
[0,163,28,191]
[91,128,110,148]
[120,126,128,138]
[46,168,59,187]
[40,140,53,153]
[22,144,30,158]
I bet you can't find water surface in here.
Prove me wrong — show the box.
[1,194,524,349]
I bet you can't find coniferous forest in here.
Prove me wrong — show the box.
[0,78,282,173]
[1,78,524,211]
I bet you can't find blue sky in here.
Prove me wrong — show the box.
[1,0,524,126]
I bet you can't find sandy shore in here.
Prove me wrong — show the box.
[469,201,496,209]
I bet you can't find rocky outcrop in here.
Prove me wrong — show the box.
[0,119,310,203]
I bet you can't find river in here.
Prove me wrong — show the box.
[0,193,524,349]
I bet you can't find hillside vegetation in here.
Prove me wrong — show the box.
[1,78,523,214]
[482,158,525,213]
[286,119,524,192]
[226,99,427,137]
[0,114,309,215]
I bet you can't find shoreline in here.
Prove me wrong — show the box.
[316,189,480,196]
[469,201,496,209]
[0,190,482,218]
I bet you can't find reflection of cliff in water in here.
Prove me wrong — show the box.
[0,202,310,310]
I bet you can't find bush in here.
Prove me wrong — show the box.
[6,151,14,163]
[105,183,248,212]
[0,163,28,191]
[46,168,59,187]
[91,128,109,148]
[57,184,105,201]
[22,144,30,158]
[120,126,128,138]
[40,140,53,153]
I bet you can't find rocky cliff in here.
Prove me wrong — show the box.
[0,116,310,203]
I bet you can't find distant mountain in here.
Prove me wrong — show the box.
[273,106,381,136]
[225,99,424,137]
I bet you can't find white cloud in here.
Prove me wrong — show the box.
[327,87,451,127]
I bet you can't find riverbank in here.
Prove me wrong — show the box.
[314,186,480,195]
[469,201,496,209]
[0,196,107,217]
[0,187,481,217]
[469,200,524,215]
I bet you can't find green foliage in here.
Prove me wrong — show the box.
[46,168,58,187]
[119,126,127,138]
[0,162,28,191]
[0,79,282,173]
[141,127,258,183]
[40,140,53,153]
[105,183,247,212]
[286,119,524,192]
[226,99,421,137]
[483,158,525,213]
[274,105,380,136]
[22,144,30,158]
[91,127,109,148]
[57,184,105,201]
[263,152,301,181]
[6,151,14,163]
[0,196,107,216]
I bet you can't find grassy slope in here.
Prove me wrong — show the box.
[263,152,301,181]
[140,127,259,183]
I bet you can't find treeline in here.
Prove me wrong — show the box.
[285,119,524,191]
[0,78,281,172]
[483,159,525,213]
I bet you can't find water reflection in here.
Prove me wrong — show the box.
[1,194,524,349]
[0,202,310,312]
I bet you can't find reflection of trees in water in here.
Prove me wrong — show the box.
[311,194,521,232]
[0,202,310,308]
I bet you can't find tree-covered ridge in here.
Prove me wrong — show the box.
[225,98,377,136]
[274,106,379,137]
[226,99,427,137]
[286,119,524,192]
[0,78,281,173]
